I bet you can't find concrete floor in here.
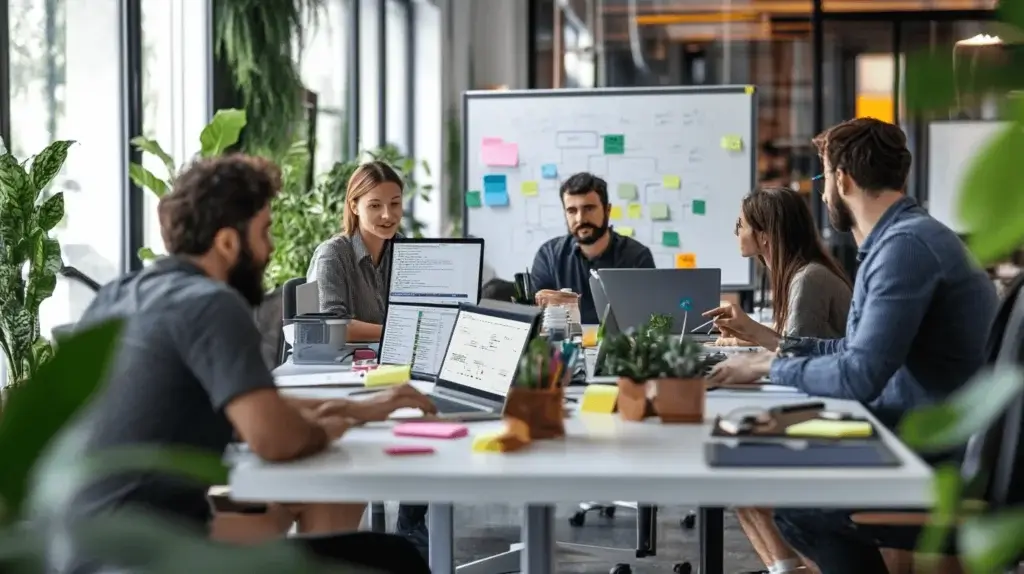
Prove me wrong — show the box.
[383,503,766,573]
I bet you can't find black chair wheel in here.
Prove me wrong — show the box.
[673,562,693,574]
[569,511,586,527]
[609,564,632,574]
[680,513,696,529]
[599,506,616,518]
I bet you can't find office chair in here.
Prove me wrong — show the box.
[851,271,1024,574]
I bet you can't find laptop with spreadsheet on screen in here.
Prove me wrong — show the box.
[378,238,485,379]
[387,304,538,421]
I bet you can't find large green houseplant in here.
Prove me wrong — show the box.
[0,139,72,392]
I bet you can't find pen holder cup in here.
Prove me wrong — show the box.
[504,387,566,440]
[615,378,655,422]
[650,377,706,424]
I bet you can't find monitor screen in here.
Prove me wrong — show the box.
[437,309,533,397]
[379,305,459,377]
[389,242,482,305]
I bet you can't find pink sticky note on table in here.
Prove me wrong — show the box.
[393,422,469,439]
[385,445,436,456]
[481,141,519,167]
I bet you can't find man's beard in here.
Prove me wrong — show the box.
[228,244,267,307]
[826,188,855,233]
[572,218,610,246]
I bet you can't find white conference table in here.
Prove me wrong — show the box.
[231,363,934,574]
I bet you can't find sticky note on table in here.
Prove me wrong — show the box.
[785,419,873,439]
[609,205,623,220]
[616,183,638,200]
[627,203,642,219]
[465,190,482,208]
[581,385,619,414]
[663,175,681,189]
[481,140,519,167]
[541,164,558,179]
[616,227,634,237]
[720,135,743,151]
[520,181,539,196]
[484,190,510,207]
[692,199,706,215]
[650,203,670,221]
[675,252,697,269]
[365,364,411,387]
[603,134,625,154]
[661,230,680,247]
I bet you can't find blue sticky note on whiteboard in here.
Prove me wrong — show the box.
[541,164,558,179]
[482,174,507,194]
[484,190,509,207]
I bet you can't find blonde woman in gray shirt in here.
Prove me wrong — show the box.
[706,187,852,574]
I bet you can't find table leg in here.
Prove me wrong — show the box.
[636,505,657,557]
[521,504,555,574]
[698,507,724,574]
[369,502,387,532]
[428,503,455,574]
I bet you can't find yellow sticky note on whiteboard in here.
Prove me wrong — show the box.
[675,253,697,269]
[609,205,623,220]
[662,175,681,189]
[520,181,539,196]
[616,227,635,237]
[627,203,642,219]
[720,136,743,151]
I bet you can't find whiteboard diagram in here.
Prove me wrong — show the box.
[462,86,757,289]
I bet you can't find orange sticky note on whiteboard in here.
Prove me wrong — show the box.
[675,253,697,269]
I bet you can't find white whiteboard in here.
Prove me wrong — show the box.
[462,86,757,289]
[926,120,1008,233]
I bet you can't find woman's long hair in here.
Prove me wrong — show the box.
[741,187,851,333]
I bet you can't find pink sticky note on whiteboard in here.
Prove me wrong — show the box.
[481,142,519,167]
[482,137,503,146]
[393,422,469,439]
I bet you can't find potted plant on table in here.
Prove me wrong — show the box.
[504,338,569,440]
[603,319,711,424]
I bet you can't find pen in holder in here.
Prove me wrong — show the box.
[512,272,533,305]
[505,338,570,440]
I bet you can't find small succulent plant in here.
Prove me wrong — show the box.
[603,317,711,383]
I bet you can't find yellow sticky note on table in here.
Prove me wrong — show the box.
[616,227,634,237]
[472,432,506,453]
[720,135,743,151]
[581,385,619,414]
[662,175,681,189]
[364,365,411,387]
[675,252,697,269]
[785,419,873,439]
[650,203,670,221]
[609,205,623,220]
[520,181,539,196]
[627,203,642,219]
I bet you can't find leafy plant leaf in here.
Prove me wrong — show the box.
[137,247,158,261]
[199,109,247,157]
[899,365,1024,452]
[0,319,123,525]
[914,464,962,567]
[130,136,177,178]
[959,509,1024,574]
[34,191,64,231]
[997,0,1024,32]
[128,163,169,198]
[0,156,29,204]
[28,140,74,194]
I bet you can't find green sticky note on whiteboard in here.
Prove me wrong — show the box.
[603,134,625,154]
[616,183,638,200]
[692,199,706,215]
[650,203,670,221]
[465,190,482,208]
[661,231,680,247]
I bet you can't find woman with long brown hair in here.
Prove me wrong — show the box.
[704,187,852,574]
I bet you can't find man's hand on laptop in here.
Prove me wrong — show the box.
[318,384,438,423]
[534,289,579,308]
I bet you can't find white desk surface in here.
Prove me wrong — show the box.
[232,383,933,509]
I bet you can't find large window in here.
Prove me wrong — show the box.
[359,0,381,149]
[298,0,349,173]
[9,0,123,336]
[412,0,442,236]
[385,0,409,152]
[141,0,212,259]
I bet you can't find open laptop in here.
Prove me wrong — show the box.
[599,268,722,342]
[589,273,609,324]
[388,304,539,421]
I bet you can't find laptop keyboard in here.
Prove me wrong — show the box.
[431,394,485,414]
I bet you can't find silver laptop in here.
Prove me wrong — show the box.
[391,303,538,421]
[589,273,609,324]
[599,268,722,341]
[586,304,622,382]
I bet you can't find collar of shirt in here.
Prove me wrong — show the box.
[571,229,619,264]
[352,232,402,269]
[857,196,917,262]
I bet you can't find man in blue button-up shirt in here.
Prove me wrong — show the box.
[530,172,656,324]
[708,118,998,574]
